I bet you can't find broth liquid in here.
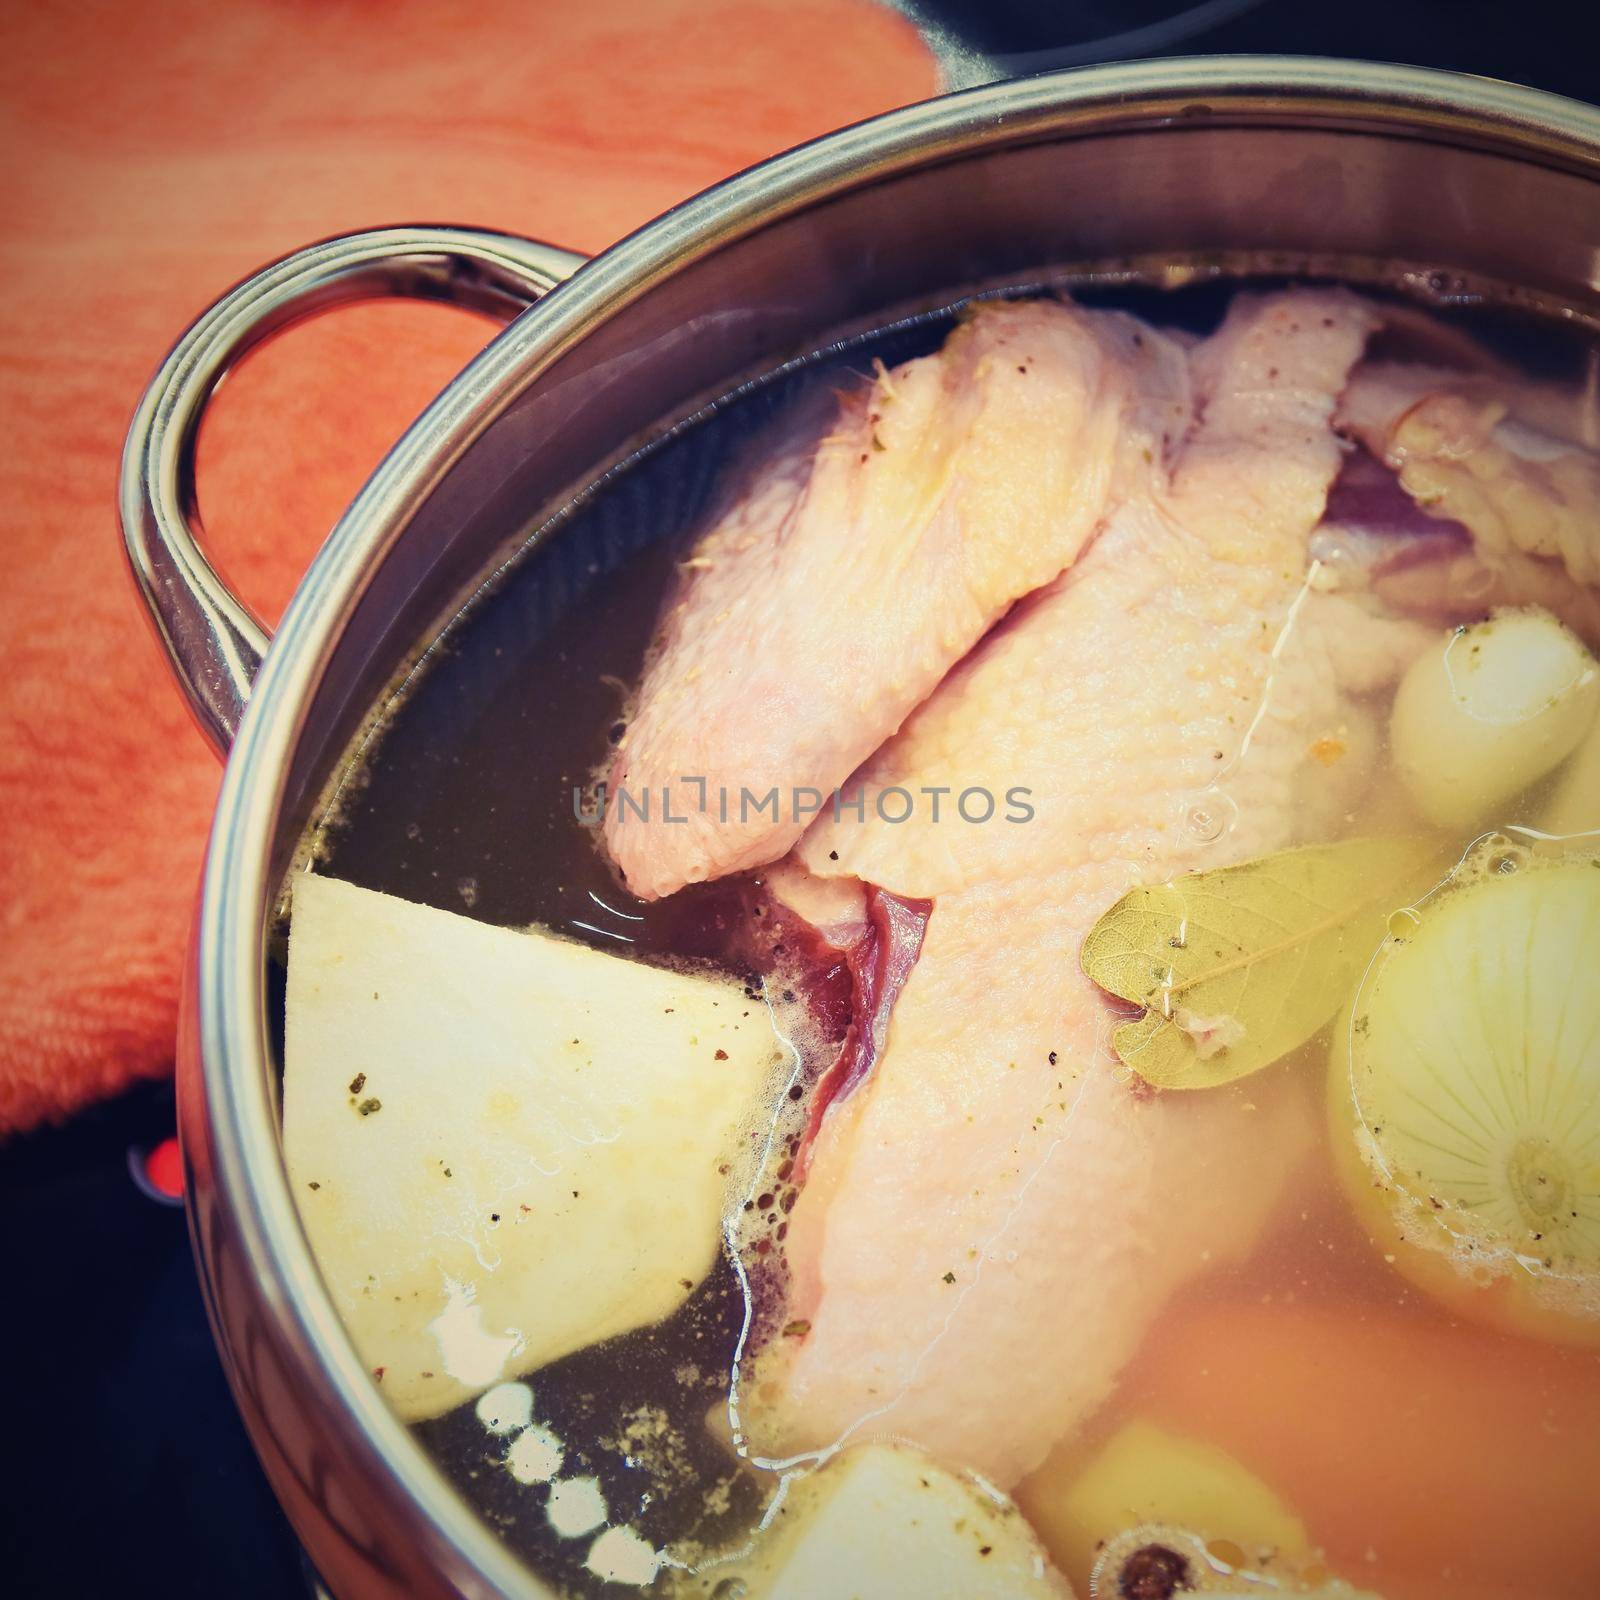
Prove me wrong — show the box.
[292,279,1600,1598]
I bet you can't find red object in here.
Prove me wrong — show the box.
[0,0,936,1135]
[142,1135,185,1201]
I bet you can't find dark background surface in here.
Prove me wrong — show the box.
[914,0,1600,101]
[1,1080,310,1597]
[3,4,1594,1597]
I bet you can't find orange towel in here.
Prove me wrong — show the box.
[0,0,935,1134]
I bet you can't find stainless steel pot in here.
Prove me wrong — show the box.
[120,57,1600,1600]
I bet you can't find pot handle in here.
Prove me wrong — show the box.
[119,226,588,757]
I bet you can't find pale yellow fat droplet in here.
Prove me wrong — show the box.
[506,1425,564,1486]
[474,1381,533,1436]
[585,1525,663,1586]
[547,1475,608,1537]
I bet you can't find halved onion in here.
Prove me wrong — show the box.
[1329,845,1600,1347]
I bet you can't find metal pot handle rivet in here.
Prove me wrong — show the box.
[118,226,588,757]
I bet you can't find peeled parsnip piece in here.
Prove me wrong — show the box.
[721,1445,1069,1600]
[1544,718,1600,836]
[1390,607,1599,830]
[284,874,784,1422]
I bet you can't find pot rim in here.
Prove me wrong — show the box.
[196,56,1600,1596]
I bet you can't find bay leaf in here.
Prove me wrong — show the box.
[1080,836,1440,1090]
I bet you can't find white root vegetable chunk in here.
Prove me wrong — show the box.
[1389,607,1599,830]
[724,1445,1071,1599]
[283,874,783,1422]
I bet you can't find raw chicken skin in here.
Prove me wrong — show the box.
[800,291,1389,896]
[744,291,1383,1485]
[604,299,1191,900]
[1336,361,1600,643]
[750,869,1316,1486]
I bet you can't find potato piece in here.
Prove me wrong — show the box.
[1389,607,1599,829]
[1544,716,1600,836]
[701,1444,1069,1599]
[1017,1419,1308,1592]
[1091,1526,1379,1598]
[283,874,784,1421]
